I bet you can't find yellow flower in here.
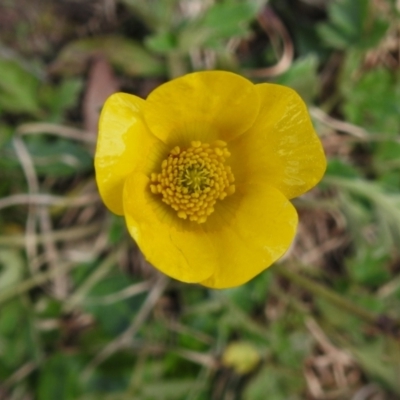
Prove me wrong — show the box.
[95,71,326,289]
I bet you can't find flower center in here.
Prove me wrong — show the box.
[150,140,235,223]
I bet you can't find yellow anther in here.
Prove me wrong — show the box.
[149,140,235,224]
[150,185,158,194]
[213,140,227,147]
[151,173,158,182]
[170,146,180,155]
[177,211,187,219]
[227,185,236,195]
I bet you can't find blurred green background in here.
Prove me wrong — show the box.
[0,0,400,399]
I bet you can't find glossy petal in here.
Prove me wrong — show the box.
[95,93,165,215]
[200,181,298,288]
[123,171,297,288]
[229,84,326,199]
[123,172,216,283]
[143,71,260,147]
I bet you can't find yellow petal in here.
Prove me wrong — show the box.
[229,84,326,199]
[124,170,297,288]
[123,172,216,283]
[200,181,298,289]
[95,93,165,215]
[143,71,260,147]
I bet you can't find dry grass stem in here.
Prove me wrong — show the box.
[17,122,96,144]
[0,193,99,211]
[245,6,294,77]
[82,274,169,380]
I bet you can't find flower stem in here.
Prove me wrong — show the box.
[0,244,125,306]
[274,264,378,325]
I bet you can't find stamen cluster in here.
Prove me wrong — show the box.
[150,140,235,223]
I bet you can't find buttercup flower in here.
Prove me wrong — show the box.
[95,71,326,288]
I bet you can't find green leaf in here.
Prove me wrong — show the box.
[269,322,311,368]
[0,248,25,291]
[317,298,362,334]
[274,55,319,103]
[25,137,93,177]
[0,58,41,116]
[140,379,198,399]
[146,31,177,54]
[317,24,352,49]
[325,159,360,178]
[346,246,390,286]
[108,215,126,245]
[0,300,24,336]
[37,353,81,400]
[348,340,400,394]
[223,269,271,313]
[0,300,30,371]
[317,0,389,49]
[178,1,258,51]
[342,68,400,135]
[39,78,83,122]
[244,365,304,400]
[201,2,256,39]
[84,274,146,336]
[52,36,165,77]
[0,124,13,149]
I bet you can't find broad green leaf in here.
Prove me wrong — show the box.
[317,0,389,49]
[84,274,146,336]
[52,36,165,77]
[178,2,258,51]
[146,31,177,54]
[0,300,30,370]
[108,215,127,245]
[0,58,41,115]
[325,159,360,179]
[346,246,390,286]
[0,248,25,291]
[269,323,312,368]
[223,269,271,313]
[120,0,180,31]
[140,379,198,399]
[244,365,304,400]
[39,78,83,122]
[25,137,93,177]
[348,341,400,394]
[37,354,81,400]
[275,55,319,103]
[319,294,359,328]
[0,300,24,336]
[0,124,13,149]
[342,68,400,135]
